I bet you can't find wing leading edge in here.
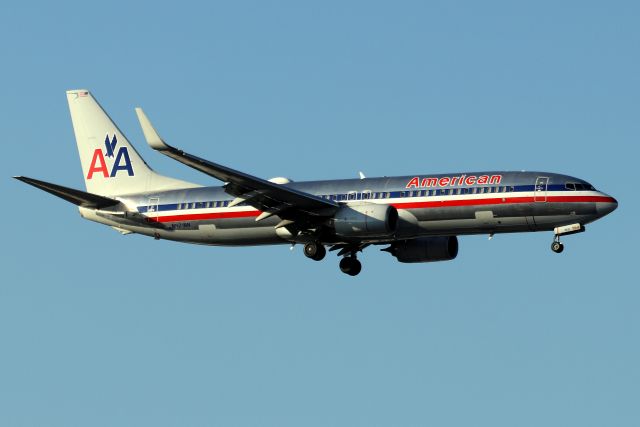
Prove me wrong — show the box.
[135,108,340,224]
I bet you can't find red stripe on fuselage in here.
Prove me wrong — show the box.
[148,210,260,223]
[392,195,615,210]
[148,195,616,223]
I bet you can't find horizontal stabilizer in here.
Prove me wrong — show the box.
[14,176,120,209]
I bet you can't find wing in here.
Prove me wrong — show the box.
[135,108,339,225]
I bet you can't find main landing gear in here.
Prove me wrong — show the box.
[303,241,326,261]
[339,256,362,276]
[303,241,362,276]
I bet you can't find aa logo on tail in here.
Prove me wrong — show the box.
[87,134,135,179]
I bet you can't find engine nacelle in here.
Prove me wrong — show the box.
[268,177,293,184]
[387,236,459,263]
[333,203,398,238]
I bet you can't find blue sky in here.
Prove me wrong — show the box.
[1,1,638,426]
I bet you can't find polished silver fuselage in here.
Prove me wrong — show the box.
[79,171,618,246]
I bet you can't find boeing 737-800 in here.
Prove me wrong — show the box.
[15,90,618,275]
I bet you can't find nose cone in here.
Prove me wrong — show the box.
[597,195,618,217]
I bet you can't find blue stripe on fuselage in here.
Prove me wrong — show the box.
[136,184,579,213]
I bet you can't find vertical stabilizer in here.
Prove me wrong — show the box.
[66,89,198,196]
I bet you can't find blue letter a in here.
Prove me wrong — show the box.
[110,147,135,177]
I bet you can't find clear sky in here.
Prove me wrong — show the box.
[1,1,638,426]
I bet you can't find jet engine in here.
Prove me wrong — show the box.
[333,203,398,238]
[385,236,459,263]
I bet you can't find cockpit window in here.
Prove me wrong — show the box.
[566,182,596,191]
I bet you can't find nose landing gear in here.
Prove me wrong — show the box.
[551,238,564,254]
[550,223,585,253]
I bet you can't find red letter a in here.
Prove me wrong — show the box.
[87,149,109,179]
[406,177,420,188]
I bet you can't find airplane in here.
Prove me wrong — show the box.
[15,89,618,276]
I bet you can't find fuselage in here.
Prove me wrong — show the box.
[79,171,618,246]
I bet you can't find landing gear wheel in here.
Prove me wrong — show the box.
[339,257,362,276]
[304,242,326,261]
[551,241,564,253]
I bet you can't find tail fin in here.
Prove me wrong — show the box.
[66,89,198,196]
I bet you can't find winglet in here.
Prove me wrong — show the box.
[135,107,171,151]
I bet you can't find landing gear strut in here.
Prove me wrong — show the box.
[551,236,564,254]
[303,242,326,261]
[550,223,585,254]
[339,256,362,276]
